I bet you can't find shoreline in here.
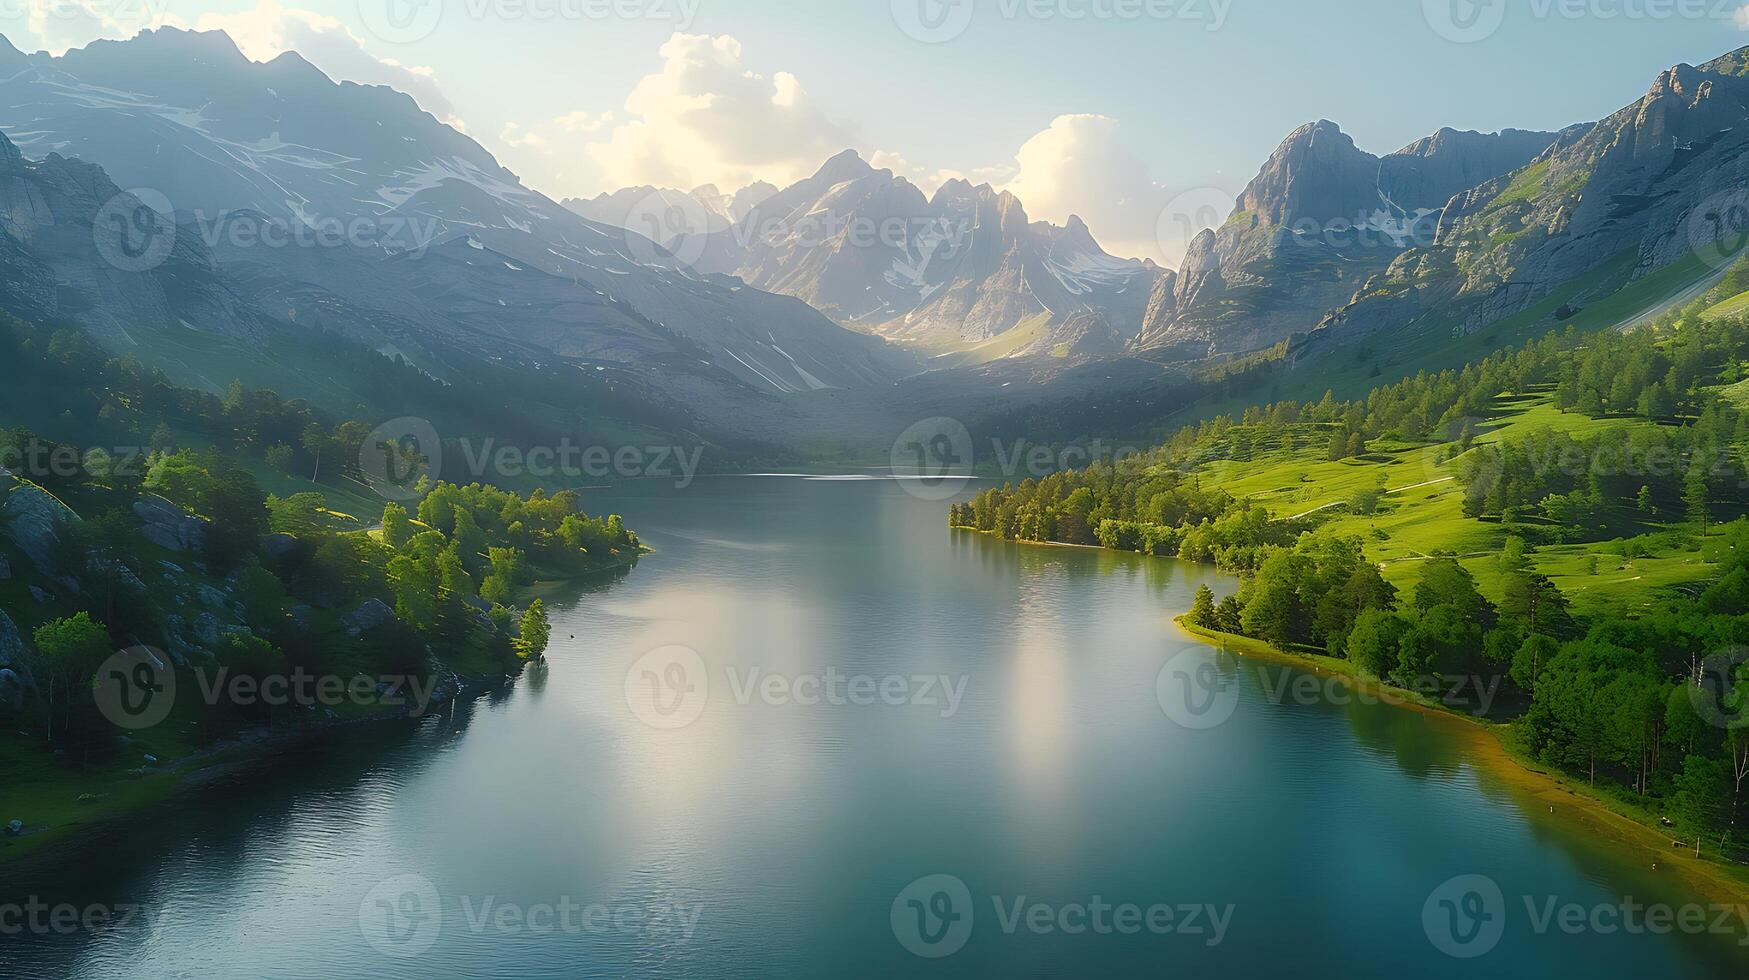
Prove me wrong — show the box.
[1173,616,1749,908]
[0,551,646,869]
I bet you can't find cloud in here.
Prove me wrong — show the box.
[581,33,855,192]
[25,0,155,56]
[999,114,1172,263]
[498,123,546,149]
[192,0,460,125]
[554,110,615,134]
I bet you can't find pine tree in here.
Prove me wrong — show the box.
[515,600,552,660]
[1189,585,1217,627]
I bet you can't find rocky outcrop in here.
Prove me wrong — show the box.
[0,608,32,707]
[343,598,399,636]
[1136,120,1555,355]
[1322,48,1749,341]
[2,480,80,586]
[133,494,208,553]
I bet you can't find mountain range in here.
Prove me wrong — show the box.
[569,150,1164,362]
[0,28,911,439]
[0,27,1746,453]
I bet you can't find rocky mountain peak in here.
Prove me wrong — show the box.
[1237,118,1380,227]
[813,149,876,185]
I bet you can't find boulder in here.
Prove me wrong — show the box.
[0,553,10,579]
[28,585,51,604]
[258,532,297,558]
[5,819,21,837]
[343,598,398,636]
[3,482,80,582]
[0,669,27,709]
[0,609,23,669]
[132,494,208,553]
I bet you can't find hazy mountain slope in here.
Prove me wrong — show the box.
[574,151,1164,361]
[0,129,268,344]
[0,28,911,396]
[1136,122,1557,358]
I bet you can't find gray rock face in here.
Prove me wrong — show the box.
[258,533,297,559]
[0,609,25,669]
[2,481,81,582]
[133,495,209,553]
[343,598,399,636]
[1323,50,1749,340]
[1136,120,1555,355]
[0,669,27,708]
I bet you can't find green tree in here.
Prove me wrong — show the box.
[382,502,413,551]
[1673,755,1729,856]
[33,612,112,742]
[1188,585,1217,628]
[515,600,552,660]
[1685,464,1710,537]
[1345,609,1410,678]
[1510,634,1559,696]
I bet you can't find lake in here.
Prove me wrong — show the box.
[2,475,1745,978]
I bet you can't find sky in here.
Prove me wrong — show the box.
[4,0,1748,263]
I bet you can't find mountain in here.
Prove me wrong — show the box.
[1317,49,1749,343]
[576,151,1164,362]
[0,28,912,408]
[1135,121,1557,358]
[0,128,268,343]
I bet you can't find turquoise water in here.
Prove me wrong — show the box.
[2,476,1744,978]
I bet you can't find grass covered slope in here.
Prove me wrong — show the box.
[952,259,1749,875]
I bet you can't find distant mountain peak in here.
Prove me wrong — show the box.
[813,148,875,184]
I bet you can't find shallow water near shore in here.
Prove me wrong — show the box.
[2,476,1745,979]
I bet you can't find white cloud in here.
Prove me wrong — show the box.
[554,110,615,134]
[1736,3,1749,29]
[498,122,546,149]
[581,32,855,192]
[999,114,1171,263]
[25,0,157,56]
[192,0,460,126]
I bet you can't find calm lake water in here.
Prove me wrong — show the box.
[3,476,1746,978]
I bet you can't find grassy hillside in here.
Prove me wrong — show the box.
[1190,389,1731,616]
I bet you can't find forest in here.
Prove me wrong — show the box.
[953,261,1749,861]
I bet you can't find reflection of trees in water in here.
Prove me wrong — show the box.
[0,701,495,977]
[952,527,1223,603]
[1341,692,1461,779]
